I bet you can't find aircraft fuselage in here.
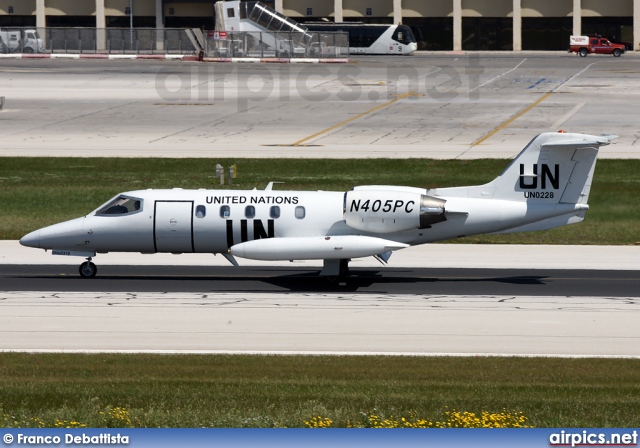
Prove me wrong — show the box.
[18,131,615,278]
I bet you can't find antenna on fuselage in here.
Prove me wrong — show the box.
[265,181,284,191]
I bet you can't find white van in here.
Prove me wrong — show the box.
[0,29,45,53]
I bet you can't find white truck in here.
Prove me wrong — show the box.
[0,29,45,54]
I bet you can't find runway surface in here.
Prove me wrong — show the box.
[2,243,639,356]
[1,264,639,357]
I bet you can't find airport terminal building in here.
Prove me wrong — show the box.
[0,0,638,51]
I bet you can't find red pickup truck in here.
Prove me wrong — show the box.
[569,35,626,57]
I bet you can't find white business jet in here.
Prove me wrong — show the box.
[20,131,614,278]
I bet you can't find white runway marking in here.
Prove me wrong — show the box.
[468,58,527,93]
[1,292,639,358]
[552,62,597,92]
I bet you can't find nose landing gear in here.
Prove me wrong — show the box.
[79,257,98,278]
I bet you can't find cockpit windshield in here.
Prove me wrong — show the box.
[96,195,142,216]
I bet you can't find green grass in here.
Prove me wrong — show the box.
[1,158,639,244]
[1,354,640,427]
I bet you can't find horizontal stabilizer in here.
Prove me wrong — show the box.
[230,236,408,261]
[541,135,614,148]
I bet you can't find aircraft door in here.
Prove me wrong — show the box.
[154,201,194,253]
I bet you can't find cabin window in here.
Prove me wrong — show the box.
[295,206,305,219]
[227,8,235,18]
[239,2,249,19]
[270,206,280,219]
[195,205,206,218]
[245,206,256,219]
[96,195,142,216]
[220,205,230,218]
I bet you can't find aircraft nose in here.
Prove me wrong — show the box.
[19,217,86,250]
[20,229,41,248]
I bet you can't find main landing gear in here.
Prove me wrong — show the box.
[321,259,350,282]
[79,257,98,278]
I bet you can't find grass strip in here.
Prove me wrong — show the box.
[1,353,639,428]
[1,158,638,244]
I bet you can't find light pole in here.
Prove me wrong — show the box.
[129,0,133,51]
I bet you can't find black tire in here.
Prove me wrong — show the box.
[79,261,98,278]
[23,47,34,54]
[579,48,588,57]
[323,259,350,283]
[613,49,621,57]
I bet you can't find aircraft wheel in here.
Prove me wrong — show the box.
[324,259,350,283]
[613,49,621,57]
[579,48,588,57]
[79,261,97,278]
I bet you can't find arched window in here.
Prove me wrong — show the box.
[96,195,143,216]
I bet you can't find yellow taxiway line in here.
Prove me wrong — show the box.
[471,91,554,147]
[291,90,416,147]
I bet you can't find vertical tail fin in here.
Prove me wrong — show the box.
[429,132,615,205]
[426,132,615,233]
[486,132,615,204]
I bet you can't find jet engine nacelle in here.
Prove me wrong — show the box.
[344,190,446,234]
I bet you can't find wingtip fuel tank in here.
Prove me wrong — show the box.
[229,235,409,261]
